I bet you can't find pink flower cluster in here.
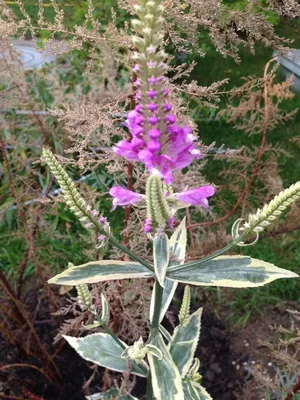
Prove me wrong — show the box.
[113,83,202,184]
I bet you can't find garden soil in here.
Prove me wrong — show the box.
[0,284,297,400]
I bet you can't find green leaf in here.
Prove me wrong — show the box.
[63,333,147,377]
[167,255,299,288]
[150,279,178,323]
[101,293,109,322]
[86,389,139,400]
[183,380,212,400]
[48,260,153,285]
[170,308,202,377]
[153,233,170,287]
[149,218,187,323]
[169,217,187,268]
[148,332,184,400]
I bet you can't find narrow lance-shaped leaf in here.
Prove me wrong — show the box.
[170,307,203,377]
[150,218,187,323]
[183,380,212,400]
[153,233,170,287]
[101,293,109,322]
[167,255,299,288]
[63,333,147,377]
[148,332,184,400]
[48,260,153,286]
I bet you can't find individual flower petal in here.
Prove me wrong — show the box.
[175,186,215,208]
[109,186,143,210]
[113,140,139,161]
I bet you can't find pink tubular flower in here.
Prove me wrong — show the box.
[109,185,215,210]
[109,186,143,210]
[175,186,216,208]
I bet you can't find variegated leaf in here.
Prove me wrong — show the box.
[153,233,170,287]
[48,261,153,285]
[86,389,138,400]
[148,332,184,400]
[64,333,147,377]
[150,278,178,323]
[169,217,187,268]
[167,255,298,288]
[170,308,202,377]
[149,218,187,323]
[183,380,212,400]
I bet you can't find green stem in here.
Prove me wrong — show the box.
[145,281,164,399]
[146,371,154,400]
[151,281,164,330]
[168,232,248,272]
[75,198,154,273]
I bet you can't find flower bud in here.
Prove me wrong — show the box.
[146,174,171,230]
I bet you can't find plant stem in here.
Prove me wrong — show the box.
[146,372,154,400]
[146,281,164,399]
[168,232,248,272]
[73,198,154,273]
[151,281,164,330]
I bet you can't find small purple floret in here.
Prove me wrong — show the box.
[148,103,158,112]
[148,115,159,125]
[149,128,161,139]
[147,90,157,99]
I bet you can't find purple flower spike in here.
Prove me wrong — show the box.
[149,128,161,139]
[109,186,143,210]
[147,90,157,99]
[148,103,158,112]
[97,235,106,241]
[162,88,169,97]
[148,115,159,125]
[176,185,215,208]
[99,216,107,224]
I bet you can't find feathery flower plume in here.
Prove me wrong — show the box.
[113,0,202,184]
